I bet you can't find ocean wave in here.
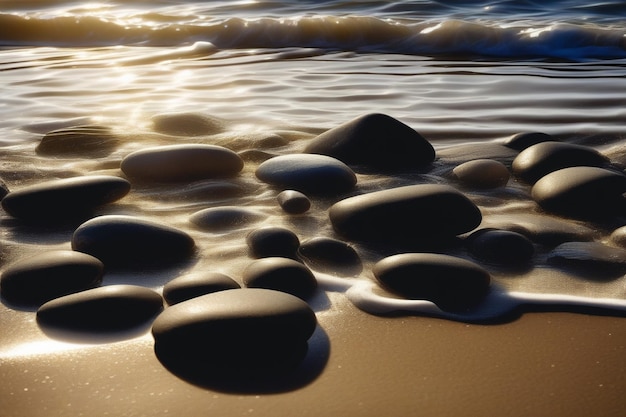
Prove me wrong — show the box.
[1,13,624,60]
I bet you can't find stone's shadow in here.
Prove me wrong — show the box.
[154,325,330,394]
[0,294,40,312]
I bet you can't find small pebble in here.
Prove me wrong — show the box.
[37,285,163,331]
[163,271,240,305]
[277,190,311,214]
[246,227,300,259]
[1,250,104,306]
[243,257,317,299]
[452,159,510,188]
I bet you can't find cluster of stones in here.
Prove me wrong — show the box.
[2,112,626,379]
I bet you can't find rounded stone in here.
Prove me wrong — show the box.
[36,125,120,157]
[373,253,491,312]
[0,250,104,306]
[277,190,311,214]
[531,166,626,219]
[329,184,482,243]
[547,242,626,276]
[512,141,609,184]
[243,257,317,299]
[37,285,163,331]
[466,229,534,265]
[304,113,435,171]
[163,272,240,305]
[71,215,195,267]
[1,175,130,221]
[255,154,356,195]
[121,144,243,182]
[151,113,225,136]
[502,131,552,151]
[297,237,362,276]
[246,227,300,259]
[452,159,510,188]
[189,206,263,231]
[609,226,626,248]
[152,288,317,367]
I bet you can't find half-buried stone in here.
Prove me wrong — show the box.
[329,184,482,245]
[1,175,130,221]
[452,159,510,189]
[189,206,264,231]
[37,285,163,331]
[304,113,435,171]
[531,166,626,219]
[1,250,104,307]
[512,141,610,184]
[246,226,301,259]
[255,154,356,195]
[243,257,317,300]
[152,288,317,371]
[502,131,552,151]
[547,241,626,277]
[298,237,362,276]
[163,271,240,305]
[373,253,491,312]
[466,229,534,266]
[72,215,195,268]
[36,125,120,157]
[121,144,243,183]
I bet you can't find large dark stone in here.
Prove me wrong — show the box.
[373,253,491,312]
[1,175,130,221]
[71,215,195,267]
[163,272,240,305]
[512,141,610,184]
[243,257,317,300]
[121,144,243,182]
[152,288,317,368]
[1,250,104,306]
[37,285,163,331]
[255,154,356,195]
[304,113,435,171]
[531,166,626,219]
[329,184,482,243]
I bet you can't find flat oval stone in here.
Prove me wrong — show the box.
[152,288,317,366]
[189,206,264,231]
[466,229,534,265]
[243,257,317,299]
[329,184,482,243]
[72,215,195,267]
[37,285,163,331]
[1,250,104,306]
[121,144,243,182]
[531,166,626,219]
[512,141,609,184]
[502,131,553,151]
[246,227,300,259]
[547,241,626,277]
[36,125,119,157]
[452,159,510,188]
[163,272,240,305]
[151,113,225,136]
[1,175,130,221]
[304,113,435,171]
[373,253,491,312]
[256,154,356,195]
[297,237,362,276]
[277,190,311,214]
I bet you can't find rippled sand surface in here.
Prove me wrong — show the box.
[2,42,626,416]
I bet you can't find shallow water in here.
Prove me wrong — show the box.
[1,0,626,415]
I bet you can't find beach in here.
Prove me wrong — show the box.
[1,1,626,416]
